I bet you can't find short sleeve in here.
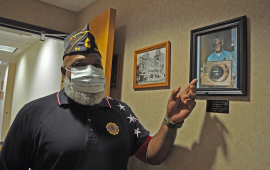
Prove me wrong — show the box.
[101,98,152,164]
[122,104,151,157]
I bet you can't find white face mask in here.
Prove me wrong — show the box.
[65,65,106,93]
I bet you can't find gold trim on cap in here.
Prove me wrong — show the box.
[68,31,90,54]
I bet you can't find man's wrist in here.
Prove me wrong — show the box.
[164,117,184,129]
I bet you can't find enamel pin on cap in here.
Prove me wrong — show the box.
[106,123,119,135]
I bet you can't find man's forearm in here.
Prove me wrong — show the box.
[146,121,177,165]
[146,79,197,165]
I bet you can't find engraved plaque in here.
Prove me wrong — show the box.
[206,100,229,113]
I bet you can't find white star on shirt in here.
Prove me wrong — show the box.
[127,114,137,123]
[117,103,125,111]
[134,128,141,137]
[107,96,113,100]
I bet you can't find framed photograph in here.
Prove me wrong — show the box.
[0,91,3,100]
[1,81,3,91]
[190,16,247,96]
[110,54,121,88]
[133,41,170,89]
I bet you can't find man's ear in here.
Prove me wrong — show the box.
[61,66,66,82]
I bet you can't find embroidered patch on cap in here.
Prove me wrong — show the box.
[85,37,91,48]
[63,23,101,60]
[106,123,119,135]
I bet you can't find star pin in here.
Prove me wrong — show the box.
[117,103,125,111]
[134,128,141,137]
[127,114,137,123]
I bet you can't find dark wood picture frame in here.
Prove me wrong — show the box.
[133,41,170,89]
[0,92,3,100]
[110,54,121,88]
[1,80,3,91]
[190,16,247,96]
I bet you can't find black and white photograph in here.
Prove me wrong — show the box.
[136,47,166,85]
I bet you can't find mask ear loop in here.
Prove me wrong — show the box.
[65,67,72,72]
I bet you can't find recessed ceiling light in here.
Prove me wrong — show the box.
[0,45,17,53]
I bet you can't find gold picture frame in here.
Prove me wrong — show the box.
[133,41,170,89]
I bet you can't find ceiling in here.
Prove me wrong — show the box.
[0,27,40,65]
[0,0,97,66]
[39,0,97,13]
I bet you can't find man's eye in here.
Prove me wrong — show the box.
[93,64,102,68]
[73,63,86,67]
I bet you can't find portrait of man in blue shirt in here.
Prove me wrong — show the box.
[207,37,237,87]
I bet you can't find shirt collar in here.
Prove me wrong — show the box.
[56,88,111,108]
[215,48,224,55]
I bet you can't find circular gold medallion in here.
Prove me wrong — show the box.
[209,64,229,82]
[106,123,119,135]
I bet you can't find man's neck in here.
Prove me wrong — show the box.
[216,49,223,54]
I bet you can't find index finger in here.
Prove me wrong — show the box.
[182,79,198,92]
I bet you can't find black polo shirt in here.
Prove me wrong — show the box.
[0,89,150,170]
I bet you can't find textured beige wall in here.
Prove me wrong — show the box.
[78,0,270,169]
[0,0,77,33]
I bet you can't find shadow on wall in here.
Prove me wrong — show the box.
[128,113,229,170]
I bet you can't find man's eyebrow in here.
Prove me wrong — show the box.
[93,58,102,63]
[70,59,86,65]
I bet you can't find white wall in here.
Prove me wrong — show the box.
[10,38,64,124]
[0,64,9,138]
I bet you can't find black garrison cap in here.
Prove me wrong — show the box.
[63,23,101,60]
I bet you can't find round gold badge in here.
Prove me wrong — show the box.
[106,123,119,135]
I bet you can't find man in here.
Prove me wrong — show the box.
[0,24,197,169]
[207,37,237,87]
